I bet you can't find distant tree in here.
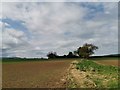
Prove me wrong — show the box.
[67,52,74,58]
[75,43,98,59]
[47,52,57,59]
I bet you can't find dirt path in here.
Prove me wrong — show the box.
[2,60,72,88]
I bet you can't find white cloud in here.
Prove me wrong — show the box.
[1,2,118,57]
[1,0,119,2]
[2,28,28,49]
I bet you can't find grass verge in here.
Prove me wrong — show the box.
[76,60,119,88]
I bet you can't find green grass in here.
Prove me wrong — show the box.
[76,60,119,74]
[76,60,119,88]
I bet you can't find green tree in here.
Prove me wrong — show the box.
[76,43,98,59]
[67,52,74,58]
[47,52,57,59]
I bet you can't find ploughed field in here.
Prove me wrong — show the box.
[92,58,119,67]
[2,60,72,88]
[2,58,119,88]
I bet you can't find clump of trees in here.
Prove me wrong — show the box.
[74,43,98,59]
[47,52,58,59]
[47,43,98,59]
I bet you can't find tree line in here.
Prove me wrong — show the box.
[47,43,98,59]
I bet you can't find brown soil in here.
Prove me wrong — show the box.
[2,60,72,88]
[94,60,119,67]
[68,61,96,88]
[2,59,118,88]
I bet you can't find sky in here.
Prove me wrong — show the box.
[0,1,118,58]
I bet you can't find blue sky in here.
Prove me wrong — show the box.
[1,2,118,58]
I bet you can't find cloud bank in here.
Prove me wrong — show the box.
[1,2,118,58]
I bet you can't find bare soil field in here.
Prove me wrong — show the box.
[94,60,119,67]
[2,58,119,88]
[2,60,72,88]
